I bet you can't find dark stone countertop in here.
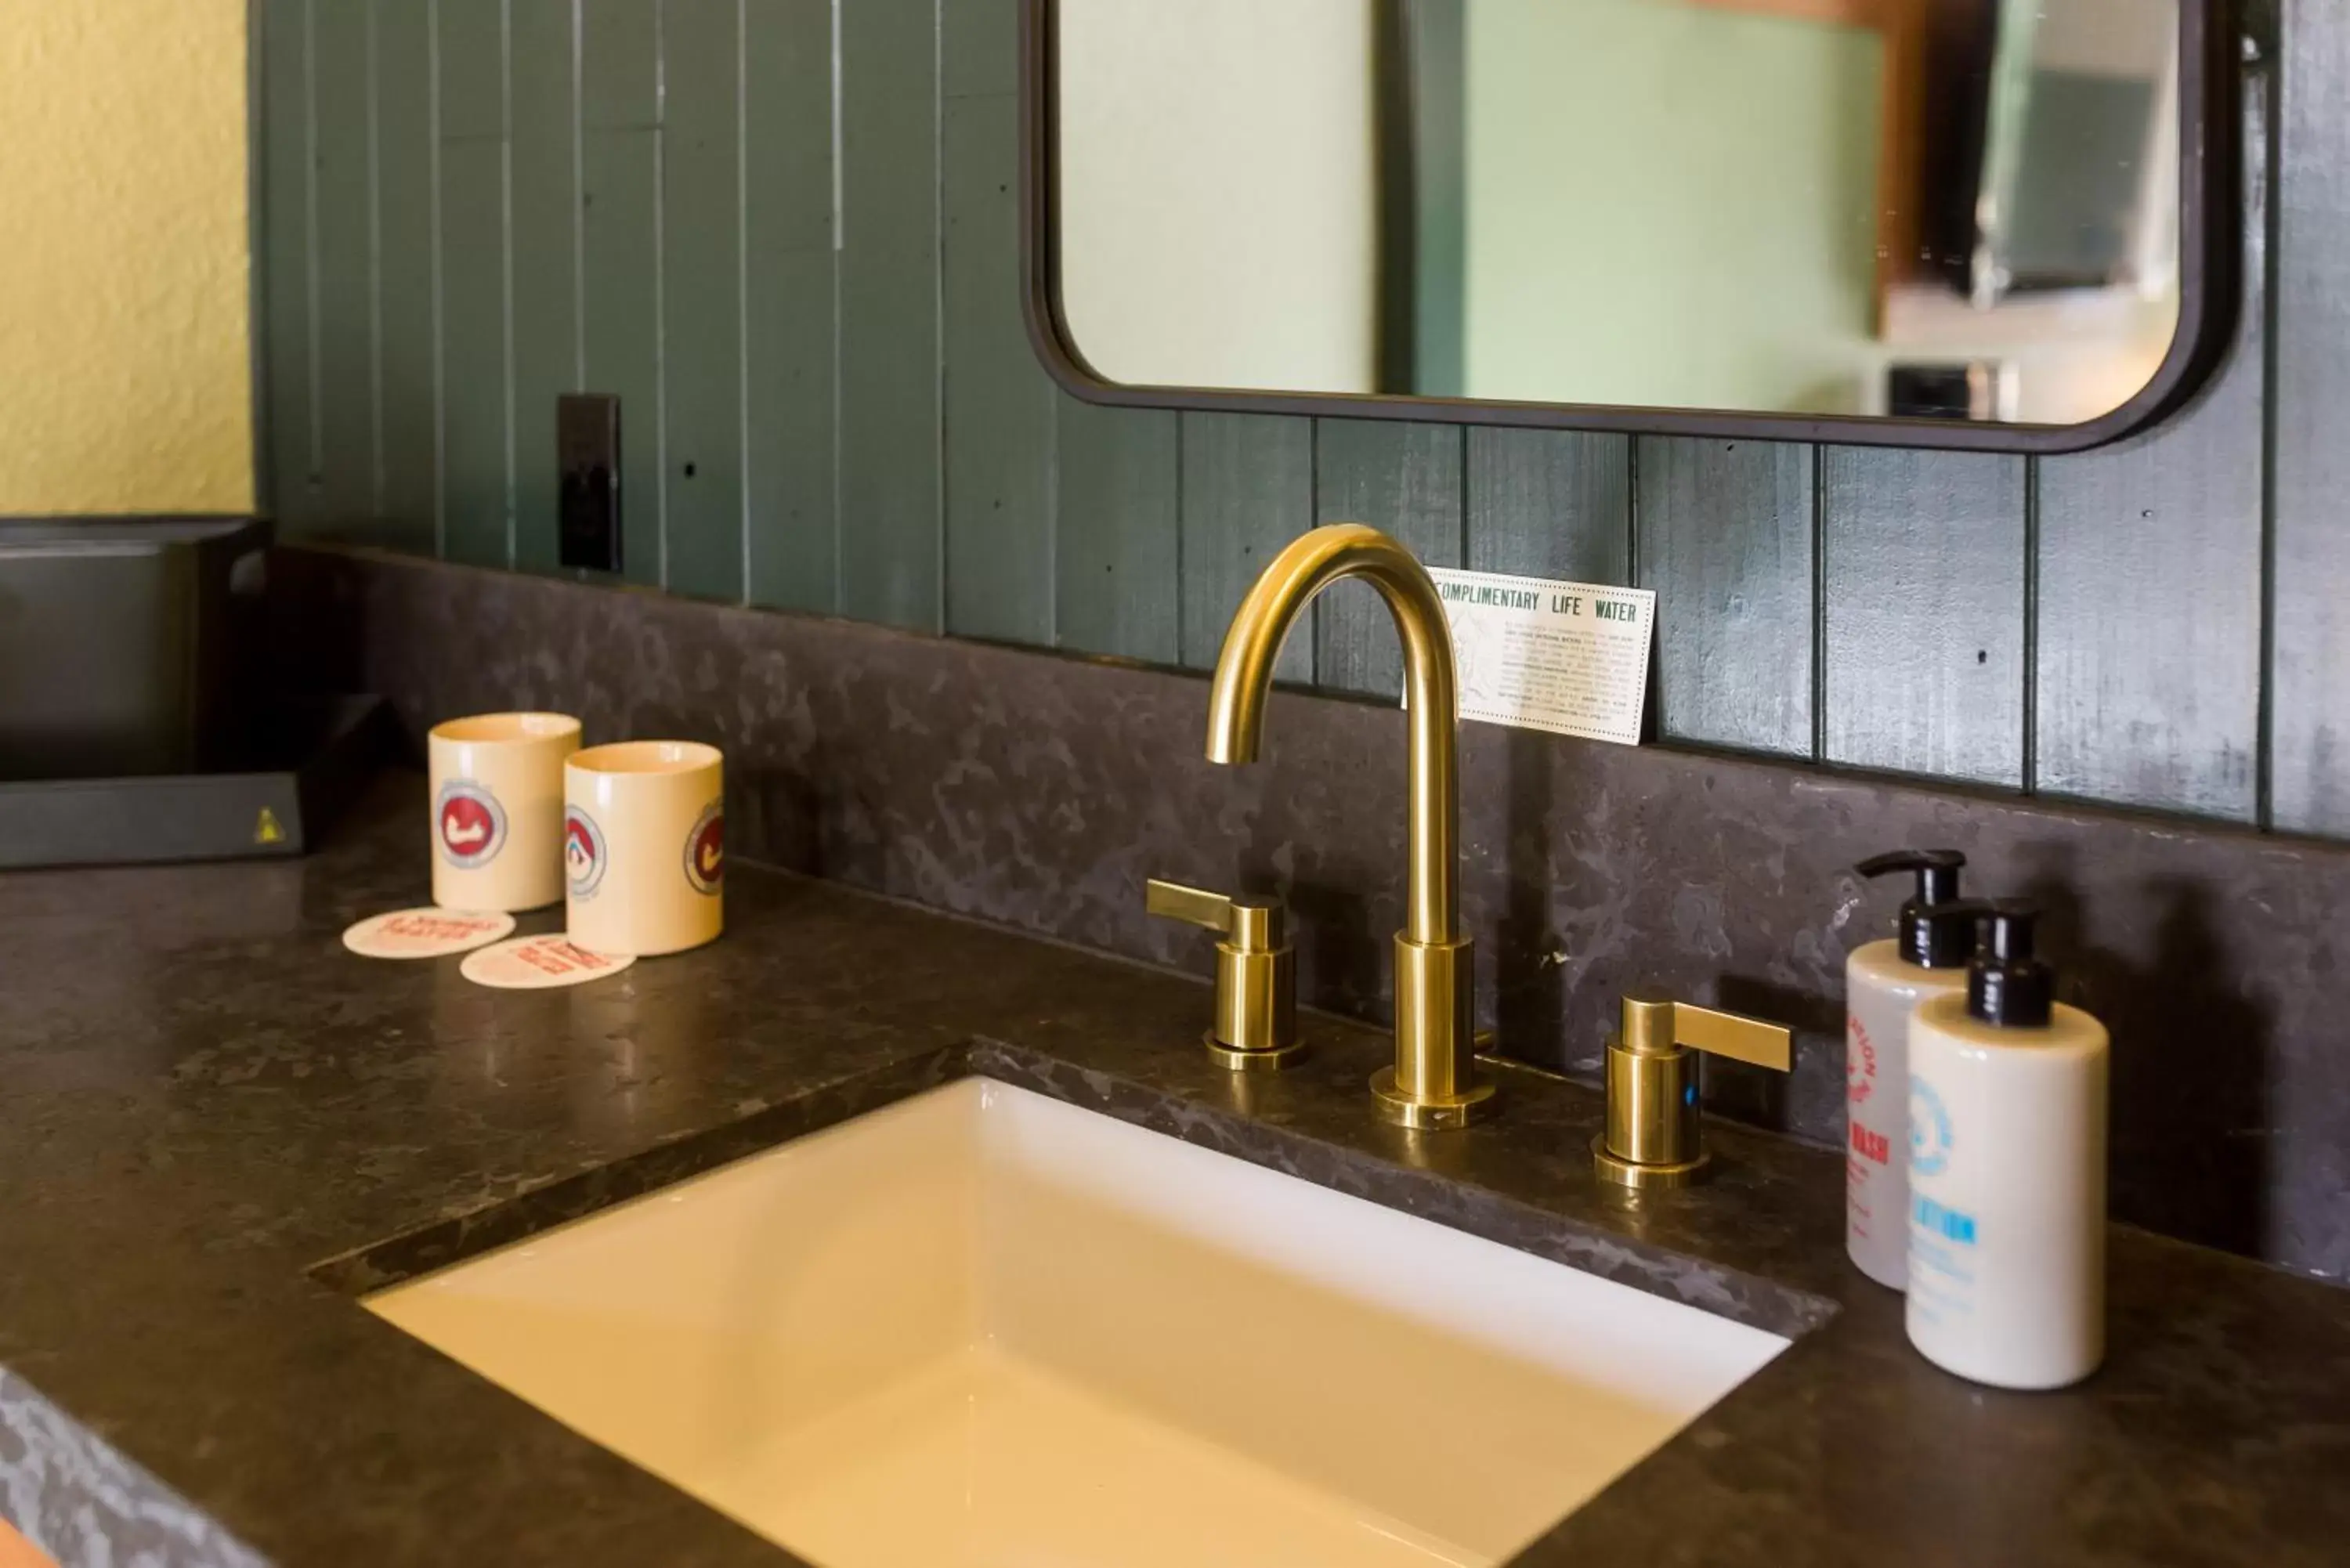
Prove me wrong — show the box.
[2,776,2345,1568]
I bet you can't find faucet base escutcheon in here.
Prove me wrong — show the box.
[1370,1068,1497,1129]
[1369,928,1492,1127]
[1204,1031,1311,1073]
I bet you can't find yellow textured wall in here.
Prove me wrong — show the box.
[0,1,252,515]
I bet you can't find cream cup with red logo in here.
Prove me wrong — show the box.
[562,741,725,956]
[428,713,583,912]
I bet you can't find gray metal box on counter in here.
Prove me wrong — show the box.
[0,515,271,779]
[0,694,394,869]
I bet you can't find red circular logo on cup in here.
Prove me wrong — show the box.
[436,782,507,869]
[565,806,607,898]
[685,803,725,895]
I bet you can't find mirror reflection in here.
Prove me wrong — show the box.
[1053,0,2184,426]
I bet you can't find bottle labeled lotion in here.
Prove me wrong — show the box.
[1906,905,2109,1389]
[1846,850,1979,1290]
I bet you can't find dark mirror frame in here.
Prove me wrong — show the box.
[1019,0,2237,454]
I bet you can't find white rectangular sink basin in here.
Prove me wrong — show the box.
[368,1078,1788,1567]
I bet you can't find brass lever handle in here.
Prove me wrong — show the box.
[1594,990,1791,1189]
[1146,878,1231,931]
[1617,992,1792,1069]
[1145,878,1302,1071]
[1144,878,1286,953]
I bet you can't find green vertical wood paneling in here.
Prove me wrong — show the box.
[1822,450,2026,786]
[1315,420,1463,699]
[1636,438,1815,757]
[261,0,316,530]
[581,0,660,126]
[508,0,580,574]
[580,0,661,584]
[1055,398,1180,663]
[1464,429,1629,581]
[437,143,511,567]
[373,0,437,552]
[311,0,376,532]
[745,247,838,609]
[436,0,510,569]
[438,0,506,139]
[2272,2,2350,836]
[945,90,1057,645]
[663,0,748,602]
[943,0,1018,99]
[582,129,662,585]
[743,0,837,614]
[838,0,942,631]
[256,12,2350,850]
[1180,414,1315,684]
[2033,77,2269,822]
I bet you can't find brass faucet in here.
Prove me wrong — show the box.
[1144,877,1303,1070]
[1204,523,1493,1129]
[1591,992,1791,1187]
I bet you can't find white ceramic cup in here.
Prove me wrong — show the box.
[428,713,582,912]
[563,741,725,956]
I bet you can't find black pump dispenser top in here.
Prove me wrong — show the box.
[1855,849,1979,968]
[1968,903,2055,1028]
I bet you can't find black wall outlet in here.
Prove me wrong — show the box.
[558,394,623,573]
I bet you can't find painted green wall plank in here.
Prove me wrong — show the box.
[581,0,659,128]
[311,0,376,532]
[260,0,316,531]
[509,0,580,575]
[437,0,506,141]
[745,249,837,609]
[373,0,438,553]
[1636,437,1814,757]
[943,0,1018,99]
[1465,429,1629,581]
[437,142,512,567]
[1180,414,1314,684]
[945,92,1057,645]
[1055,398,1179,663]
[2034,78,2269,822]
[2272,6,2350,836]
[583,127,663,585]
[1314,419,1464,699]
[1822,450,2025,786]
[838,0,942,630]
[743,0,837,614]
[662,0,747,602]
[436,2,511,570]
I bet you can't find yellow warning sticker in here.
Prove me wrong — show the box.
[254,807,286,845]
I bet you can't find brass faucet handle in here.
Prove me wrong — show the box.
[1617,991,1791,1072]
[1595,990,1793,1190]
[1146,877,1232,932]
[1144,879,1287,952]
[1679,1003,1792,1071]
[1144,877,1301,1071]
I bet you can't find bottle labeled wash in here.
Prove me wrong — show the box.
[1845,849,1979,1290]
[1906,904,2110,1389]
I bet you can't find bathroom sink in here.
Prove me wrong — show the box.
[367,1079,1788,1567]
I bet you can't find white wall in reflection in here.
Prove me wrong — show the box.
[1057,0,1379,395]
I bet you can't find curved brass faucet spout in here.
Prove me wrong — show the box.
[1205,524,1493,1129]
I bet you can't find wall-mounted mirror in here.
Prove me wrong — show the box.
[1021,0,2232,453]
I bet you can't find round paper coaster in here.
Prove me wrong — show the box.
[343,908,517,959]
[461,934,638,990]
